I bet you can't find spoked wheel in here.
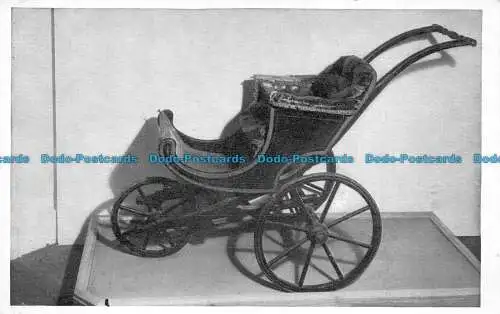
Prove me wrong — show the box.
[254,173,381,292]
[111,177,195,258]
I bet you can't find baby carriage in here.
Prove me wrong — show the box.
[111,24,476,292]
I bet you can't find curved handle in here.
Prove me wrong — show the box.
[364,24,477,63]
[431,24,477,47]
[330,25,477,149]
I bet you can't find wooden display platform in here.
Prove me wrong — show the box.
[73,212,480,306]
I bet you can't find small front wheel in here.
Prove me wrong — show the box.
[111,177,195,257]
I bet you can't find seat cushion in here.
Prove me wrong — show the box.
[310,55,376,99]
[236,57,376,159]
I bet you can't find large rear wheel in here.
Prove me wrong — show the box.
[254,173,381,292]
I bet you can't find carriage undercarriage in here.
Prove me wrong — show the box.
[110,24,476,292]
[112,170,382,292]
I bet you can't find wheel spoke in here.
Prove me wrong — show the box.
[300,184,323,196]
[300,186,320,196]
[327,233,371,249]
[322,244,344,280]
[294,260,300,284]
[267,237,309,268]
[310,262,336,282]
[264,232,285,247]
[262,251,293,273]
[298,239,316,287]
[327,205,370,228]
[303,182,325,194]
[119,205,150,217]
[319,182,341,223]
[137,187,154,212]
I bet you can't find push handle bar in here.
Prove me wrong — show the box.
[328,25,477,150]
[431,24,477,47]
[363,24,477,103]
[364,24,476,63]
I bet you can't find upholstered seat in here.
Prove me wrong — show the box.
[157,56,376,179]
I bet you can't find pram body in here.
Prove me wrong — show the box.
[111,25,476,292]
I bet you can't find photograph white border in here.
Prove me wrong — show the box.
[1,1,499,314]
